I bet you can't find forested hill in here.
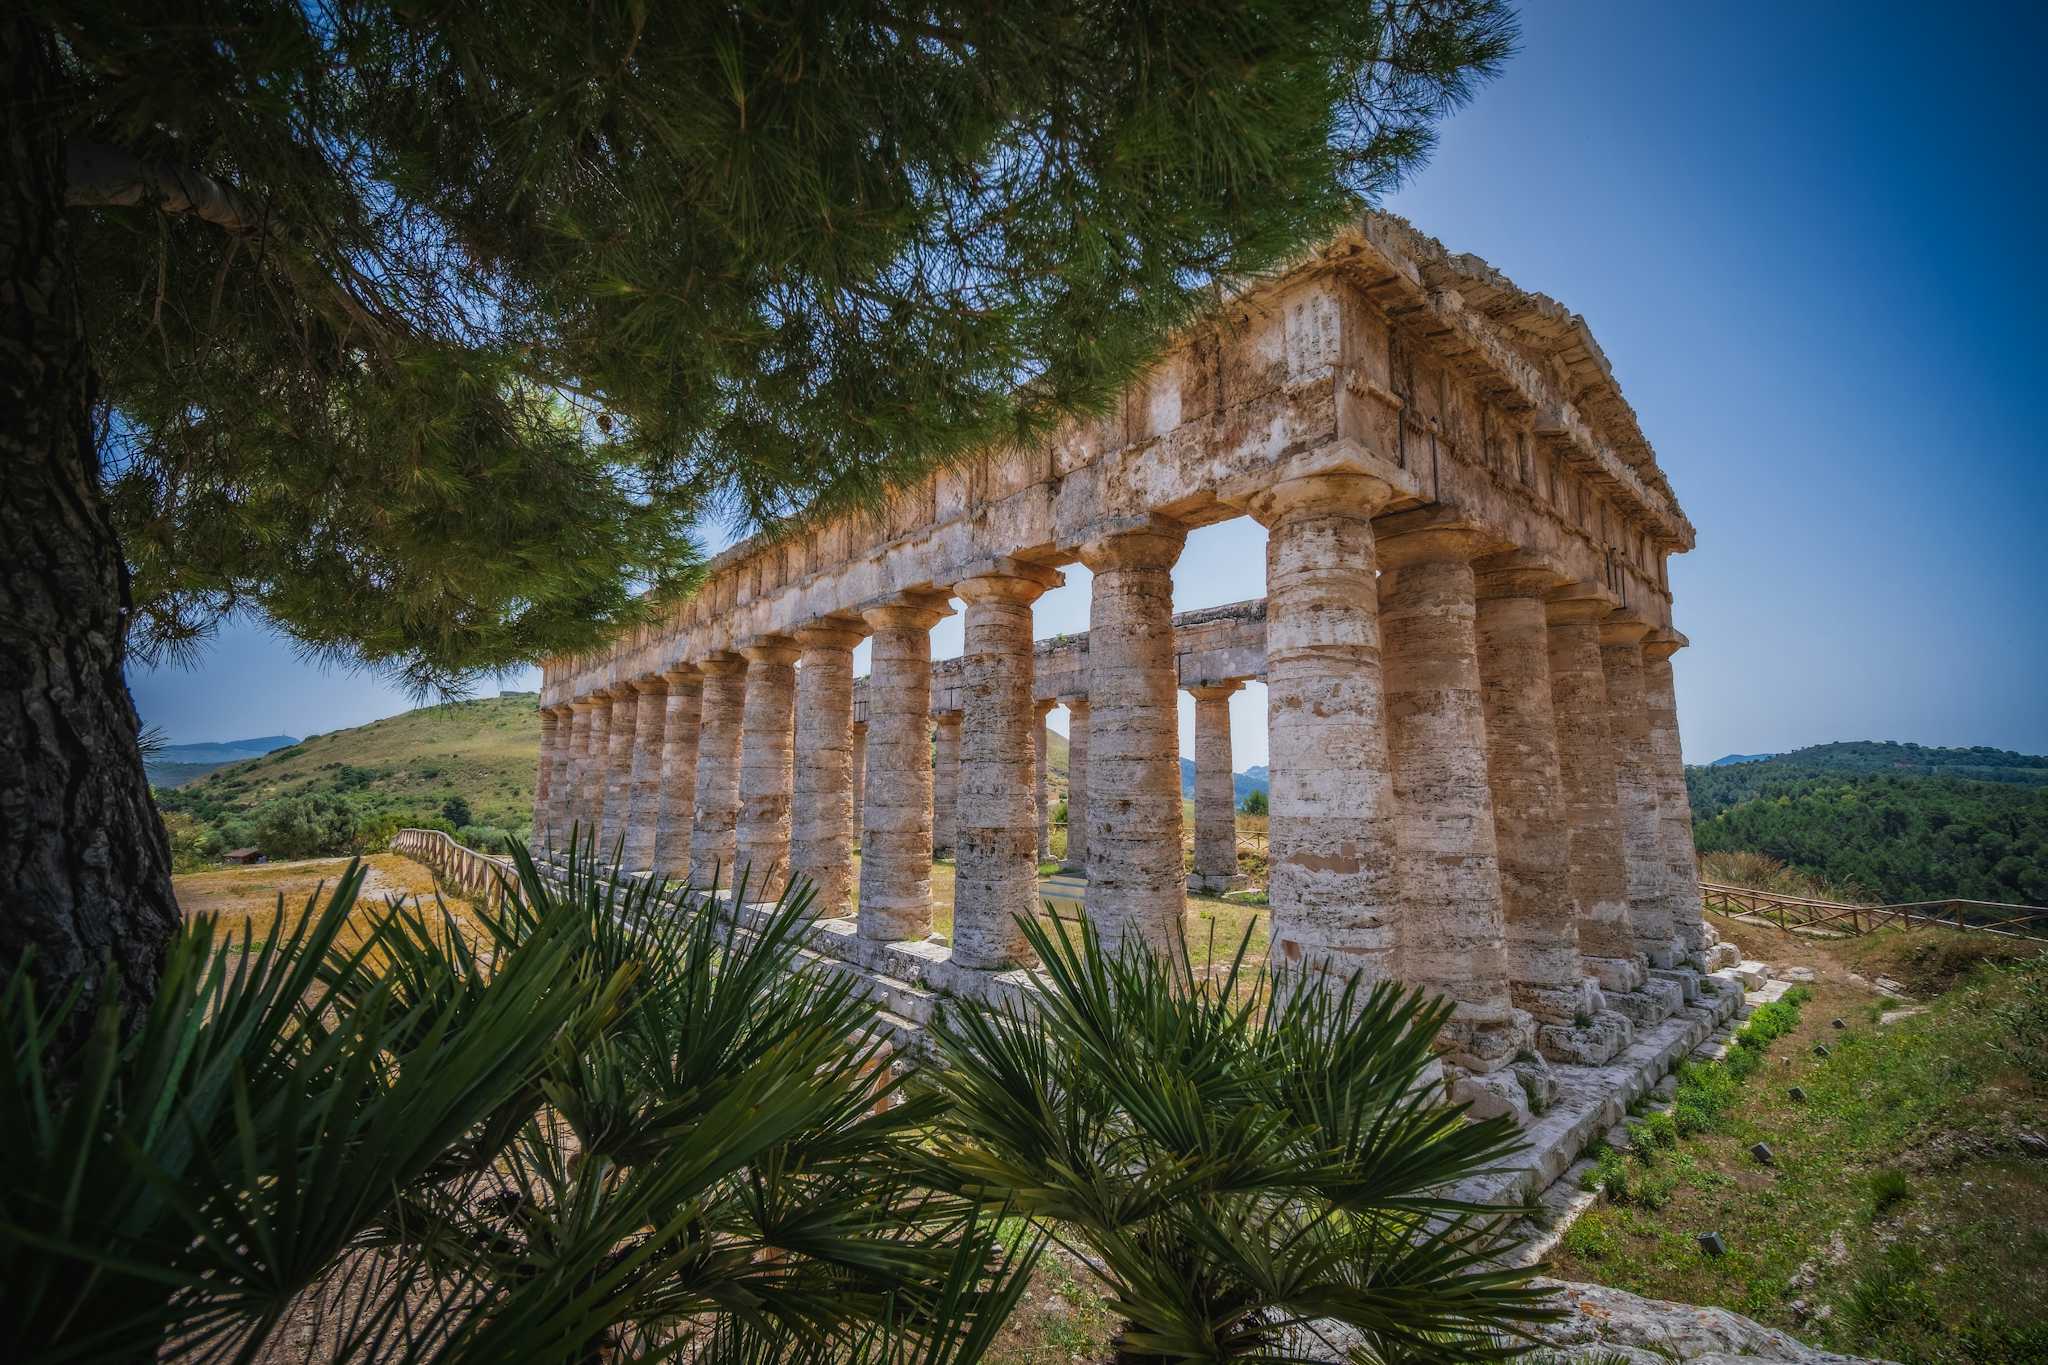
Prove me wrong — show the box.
[1686,741,2048,907]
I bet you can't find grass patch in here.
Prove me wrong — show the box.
[1549,941,2048,1364]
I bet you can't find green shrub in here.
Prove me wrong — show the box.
[1239,788,1268,816]
[1990,958,2048,1083]
[1866,1167,1911,1216]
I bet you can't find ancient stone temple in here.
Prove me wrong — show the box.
[531,212,1715,1106]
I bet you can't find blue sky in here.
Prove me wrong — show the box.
[131,2,2048,770]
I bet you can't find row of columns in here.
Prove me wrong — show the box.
[529,495,1702,1070]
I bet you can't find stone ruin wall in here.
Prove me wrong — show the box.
[527,211,1714,1100]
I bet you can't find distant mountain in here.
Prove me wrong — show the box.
[147,735,300,789]
[1178,759,1270,804]
[1709,752,1776,767]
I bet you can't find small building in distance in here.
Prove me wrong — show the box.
[221,847,266,865]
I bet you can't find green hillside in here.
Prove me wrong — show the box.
[1686,742,2048,908]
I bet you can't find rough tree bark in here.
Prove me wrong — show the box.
[1,19,180,1043]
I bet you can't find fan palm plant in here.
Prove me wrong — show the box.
[927,915,1558,1363]
[1,838,1035,1363]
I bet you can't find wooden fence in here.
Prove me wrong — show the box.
[1700,881,2048,940]
[391,828,516,908]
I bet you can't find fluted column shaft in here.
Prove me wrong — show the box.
[952,566,1059,970]
[600,689,639,855]
[1246,473,1403,983]
[1061,698,1090,872]
[545,706,577,848]
[736,638,800,894]
[1378,521,1523,1068]
[859,598,950,940]
[1034,701,1056,863]
[1603,616,1677,967]
[1078,524,1188,958]
[1188,682,1244,892]
[580,697,612,849]
[533,708,559,844]
[654,669,702,883]
[791,621,864,918]
[1643,635,1706,962]
[931,711,962,857]
[1546,588,1643,990]
[1475,558,1585,1025]
[851,722,867,850]
[688,655,748,889]
[620,677,668,872]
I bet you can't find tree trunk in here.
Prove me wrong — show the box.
[1,19,178,1046]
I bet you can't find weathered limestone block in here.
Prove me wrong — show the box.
[620,676,669,873]
[931,710,962,857]
[688,654,747,888]
[532,707,559,845]
[1546,584,1645,993]
[952,563,1060,970]
[859,595,952,941]
[653,668,701,883]
[1644,632,1708,965]
[1079,521,1188,959]
[736,637,800,896]
[600,688,639,856]
[1475,552,1609,1055]
[1060,697,1090,872]
[1187,681,1246,893]
[1035,700,1056,863]
[545,704,577,848]
[791,619,864,919]
[567,700,601,847]
[1244,472,1404,985]
[1603,614,1680,969]
[1377,512,1530,1071]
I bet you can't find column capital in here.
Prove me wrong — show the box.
[954,556,1063,604]
[739,635,801,666]
[538,706,562,729]
[1373,506,1507,568]
[932,706,963,723]
[1076,515,1187,573]
[793,616,867,651]
[569,695,605,713]
[1239,470,1399,527]
[1641,628,1689,662]
[1185,679,1245,702]
[661,664,702,689]
[1474,548,1570,601]
[628,671,669,696]
[1544,579,1620,625]
[860,590,953,633]
[1600,611,1654,647]
[1058,692,1091,712]
[695,650,748,678]
[1033,698,1058,718]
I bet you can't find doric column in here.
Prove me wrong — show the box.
[620,675,669,873]
[545,705,577,850]
[1187,681,1245,894]
[532,706,559,846]
[858,595,953,940]
[736,636,800,896]
[1546,584,1644,992]
[1603,613,1679,968]
[600,687,639,856]
[688,654,748,890]
[1059,696,1090,872]
[1078,520,1188,959]
[1376,514,1526,1071]
[1244,473,1403,984]
[1476,553,1606,1053]
[951,562,1061,970]
[579,694,612,851]
[791,618,865,918]
[851,721,867,850]
[1034,700,1057,863]
[1643,630,1707,964]
[653,668,702,883]
[931,709,963,857]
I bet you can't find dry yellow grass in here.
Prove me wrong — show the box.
[173,853,475,954]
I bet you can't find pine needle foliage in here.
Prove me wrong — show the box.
[0,841,1038,1362]
[33,0,1515,691]
[927,914,1558,1362]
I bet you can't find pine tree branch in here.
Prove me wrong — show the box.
[64,142,260,235]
